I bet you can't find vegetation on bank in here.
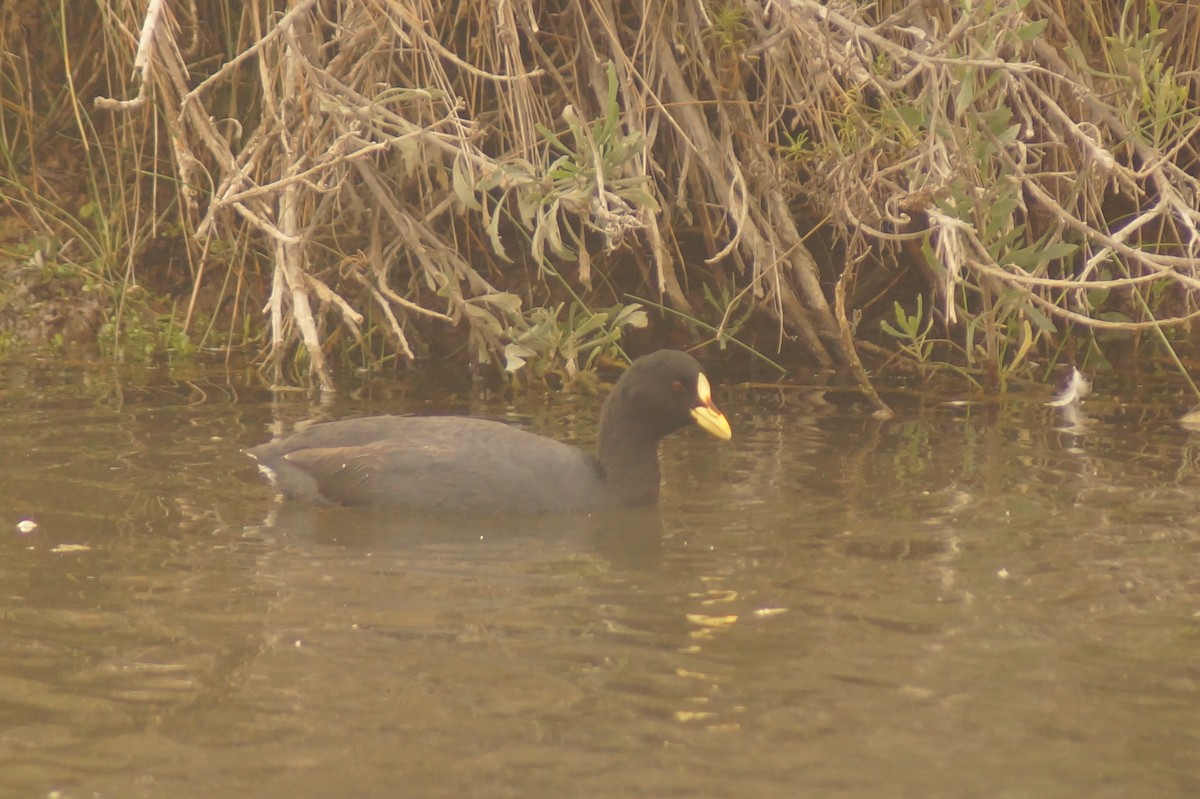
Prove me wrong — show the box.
[1,0,1198,401]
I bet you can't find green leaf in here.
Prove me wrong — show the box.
[536,123,574,157]
[531,206,550,266]
[617,186,660,213]
[979,69,1004,96]
[1007,246,1040,272]
[547,154,578,181]
[543,201,576,260]
[920,237,945,278]
[976,107,1014,137]
[612,303,648,329]
[1022,302,1057,334]
[598,61,620,142]
[504,343,537,373]
[996,123,1021,146]
[484,201,511,262]
[451,158,482,211]
[1040,241,1079,263]
[893,105,926,131]
[1016,19,1048,42]
[1086,286,1110,311]
[955,68,977,113]
[473,292,523,314]
[984,193,1021,239]
[463,304,503,337]
[572,312,609,339]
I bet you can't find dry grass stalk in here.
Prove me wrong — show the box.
[772,0,1200,361]
[41,0,1196,388]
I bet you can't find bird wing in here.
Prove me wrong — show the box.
[278,428,602,512]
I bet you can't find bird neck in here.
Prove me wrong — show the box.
[597,400,663,506]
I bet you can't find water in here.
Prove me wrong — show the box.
[1,362,1197,798]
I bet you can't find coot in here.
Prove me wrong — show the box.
[247,349,732,514]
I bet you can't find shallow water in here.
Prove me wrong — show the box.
[1,362,1198,798]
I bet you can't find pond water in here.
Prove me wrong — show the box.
[1,360,1197,798]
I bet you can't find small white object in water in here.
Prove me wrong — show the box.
[1047,367,1092,407]
[1179,406,1200,429]
[16,519,37,535]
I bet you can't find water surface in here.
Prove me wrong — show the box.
[1,362,1197,798]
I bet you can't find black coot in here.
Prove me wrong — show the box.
[247,349,732,514]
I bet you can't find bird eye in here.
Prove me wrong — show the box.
[672,380,684,392]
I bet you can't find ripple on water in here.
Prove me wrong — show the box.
[0,367,1198,798]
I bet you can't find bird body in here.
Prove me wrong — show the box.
[248,350,731,514]
[251,416,607,513]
